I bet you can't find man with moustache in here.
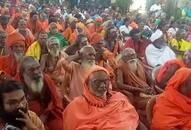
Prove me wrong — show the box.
[116,48,156,126]
[58,45,96,101]
[16,56,64,130]
[0,80,45,130]
[40,37,69,104]
[16,19,35,50]
[0,31,25,77]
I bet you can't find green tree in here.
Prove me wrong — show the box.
[115,0,133,14]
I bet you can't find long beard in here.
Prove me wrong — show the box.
[14,52,24,62]
[48,49,59,57]
[81,60,95,70]
[24,74,44,94]
[0,107,27,129]
[127,59,138,74]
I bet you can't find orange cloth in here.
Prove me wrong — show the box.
[24,29,35,50]
[63,27,77,44]
[16,74,64,130]
[129,21,138,29]
[118,60,149,88]
[39,20,49,31]
[0,110,45,130]
[87,23,96,34]
[6,31,25,48]
[27,20,43,35]
[57,60,86,100]
[0,24,15,35]
[89,32,103,44]
[63,66,139,130]
[0,55,19,77]
[157,59,187,83]
[152,68,191,130]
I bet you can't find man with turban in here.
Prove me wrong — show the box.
[0,31,25,77]
[156,49,191,89]
[152,68,191,130]
[63,66,140,130]
[145,29,176,67]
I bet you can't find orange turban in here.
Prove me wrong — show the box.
[95,17,103,23]
[90,32,103,44]
[6,32,25,48]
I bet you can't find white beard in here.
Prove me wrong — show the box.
[127,59,138,73]
[48,49,59,57]
[23,73,44,93]
[14,52,24,61]
[81,60,95,70]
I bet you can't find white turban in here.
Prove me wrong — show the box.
[150,29,163,42]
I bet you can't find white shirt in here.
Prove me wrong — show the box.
[145,44,176,67]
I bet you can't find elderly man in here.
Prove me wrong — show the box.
[48,22,68,48]
[145,29,176,67]
[0,30,7,56]
[16,56,63,130]
[0,32,25,77]
[40,37,69,103]
[116,48,155,110]
[65,34,89,56]
[16,19,35,50]
[104,26,121,56]
[0,80,45,130]
[156,49,191,89]
[63,66,145,130]
[152,68,191,130]
[26,31,48,61]
[0,15,15,35]
[58,45,96,101]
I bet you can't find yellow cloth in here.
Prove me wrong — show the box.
[170,39,191,59]
[26,41,41,61]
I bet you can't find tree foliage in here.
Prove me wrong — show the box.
[115,0,133,14]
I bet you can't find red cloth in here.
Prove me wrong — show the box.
[6,31,25,48]
[89,32,103,44]
[157,59,187,83]
[124,37,150,59]
[16,74,64,130]
[27,20,43,35]
[0,55,19,77]
[152,68,191,130]
[63,66,139,130]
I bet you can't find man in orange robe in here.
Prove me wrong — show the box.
[58,45,96,101]
[39,12,49,31]
[156,49,191,89]
[0,32,25,77]
[0,15,15,35]
[152,68,191,130]
[16,56,64,130]
[27,11,42,36]
[63,66,139,130]
[16,19,35,50]
[63,17,77,44]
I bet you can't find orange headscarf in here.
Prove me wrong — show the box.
[6,31,25,48]
[157,59,187,83]
[63,66,139,130]
[152,68,191,130]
